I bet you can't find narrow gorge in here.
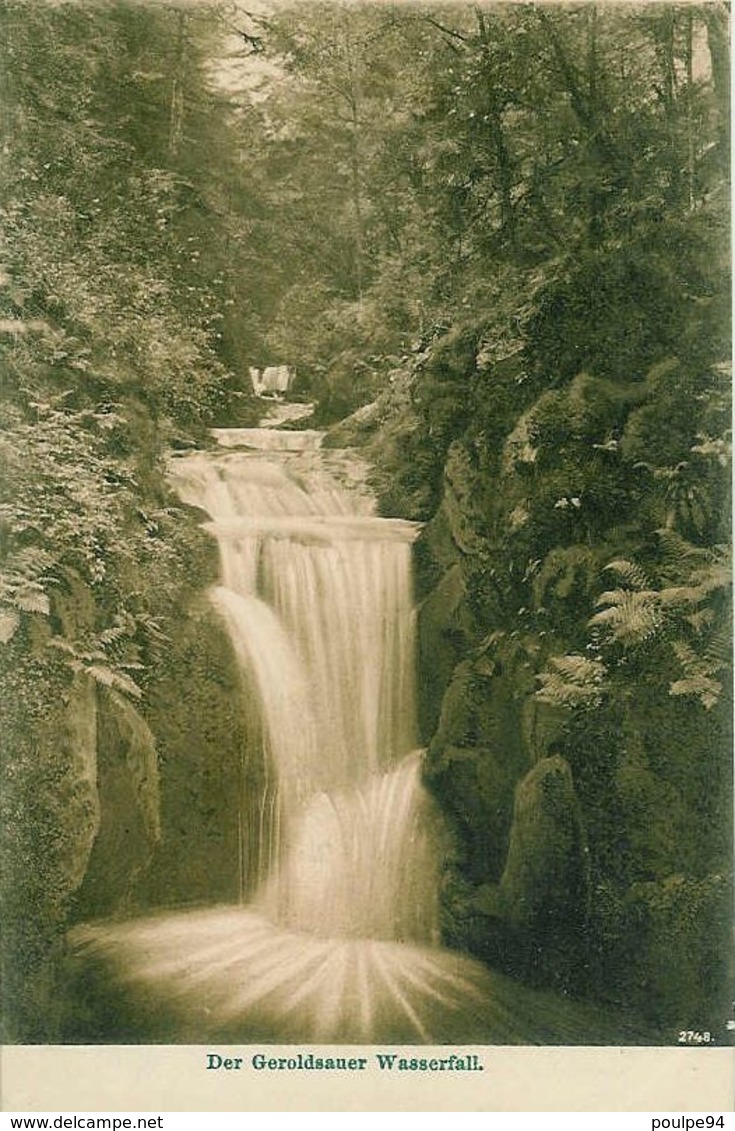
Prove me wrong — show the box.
[68,421,624,1044]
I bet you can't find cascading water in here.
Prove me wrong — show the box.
[169,431,440,941]
[69,426,621,1045]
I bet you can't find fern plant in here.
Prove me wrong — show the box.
[586,539,731,710]
[658,541,731,710]
[588,559,662,647]
[536,653,607,709]
[535,531,731,716]
[533,544,600,608]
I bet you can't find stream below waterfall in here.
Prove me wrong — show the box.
[67,423,626,1045]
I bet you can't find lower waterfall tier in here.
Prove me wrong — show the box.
[256,753,443,942]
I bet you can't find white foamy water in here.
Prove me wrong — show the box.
[258,400,314,428]
[71,908,497,1043]
[211,427,324,450]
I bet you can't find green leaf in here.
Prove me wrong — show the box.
[536,653,606,709]
[669,675,722,710]
[590,590,661,645]
[603,559,651,591]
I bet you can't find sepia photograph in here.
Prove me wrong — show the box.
[0,0,732,1109]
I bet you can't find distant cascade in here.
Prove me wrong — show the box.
[249,364,295,397]
[168,430,437,944]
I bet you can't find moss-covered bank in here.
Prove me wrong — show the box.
[346,215,732,1039]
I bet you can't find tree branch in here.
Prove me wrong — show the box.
[421,15,469,46]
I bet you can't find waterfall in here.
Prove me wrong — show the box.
[68,427,626,1045]
[168,432,439,943]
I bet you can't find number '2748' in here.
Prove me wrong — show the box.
[677,1030,713,1044]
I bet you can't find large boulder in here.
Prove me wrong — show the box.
[137,599,253,909]
[493,755,589,988]
[72,597,254,919]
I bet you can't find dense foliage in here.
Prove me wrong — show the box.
[0,0,254,1039]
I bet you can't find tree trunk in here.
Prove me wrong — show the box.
[343,18,364,303]
[476,9,516,249]
[703,3,730,160]
[169,10,187,158]
[586,3,604,243]
[685,10,695,211]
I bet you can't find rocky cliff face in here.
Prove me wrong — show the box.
[73,597,252,921]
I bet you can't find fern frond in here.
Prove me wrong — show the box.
[588,606,619,626]
[705,628,733,666]
[14,588,51,615]
[0,608,20,644]
[589,590,661,644]
[672,639,699,669]
[533,545,599,607]
[691,434,731,466]
[656,528,708,570]
[535,653,606,709]
[658,585,708,607]
[604,559,651,591]
[669,675,722,710]
[551,653,604,681]
[689,562,732,594]
[86,664,142,699]
[672,639,724,678]
[684,608,716,633]
[595,586,657,607]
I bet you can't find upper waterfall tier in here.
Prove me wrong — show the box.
[204,514,420,544]
[170,449,375,521]
[168,433,420,795]
[211,427,324,451]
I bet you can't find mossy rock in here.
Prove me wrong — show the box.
[496,755,589,988]
[69,597,251,919]
[614,763,690,882]
[416,567,473,740]
[428,741,522,888]
[138,598,255,910]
